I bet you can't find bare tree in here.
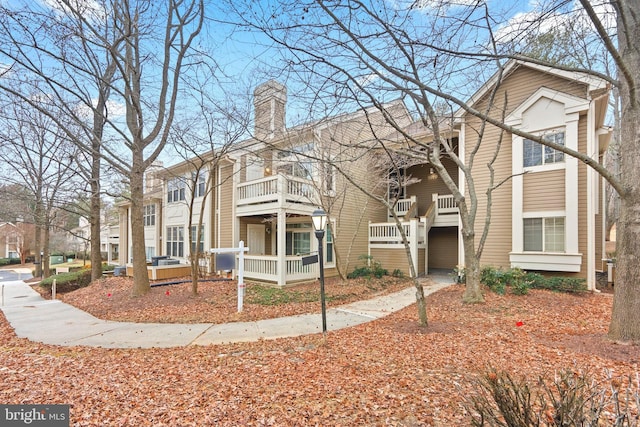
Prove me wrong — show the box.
[0,88,81,278]
[258,0,639,342]
[163,82,252,295]
[0,0,205,295]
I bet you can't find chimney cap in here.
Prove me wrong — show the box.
[254,80,287,105]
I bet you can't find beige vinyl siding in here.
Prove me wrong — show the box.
[370,248,410,276]
[218,163,234,249]
[523,169,565,211]
[465,117,513,268]
[428,227,459,269]
[465,65,589,270]
[315,107,410,277]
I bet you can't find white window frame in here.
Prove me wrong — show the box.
[325,220,335,266]
[523,130,566,170]
[507,88,585,273]
[143,204,155,226]
[523,215,565,253]
[192,171,206,198]
[166,225,184,257]
[190,225,205,254]
[167,178,186,203]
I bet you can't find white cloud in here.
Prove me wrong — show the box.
[494,0,616,47]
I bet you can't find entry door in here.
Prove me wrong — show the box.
[247,224,266,255]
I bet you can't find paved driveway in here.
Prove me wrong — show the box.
[0,268,33,282]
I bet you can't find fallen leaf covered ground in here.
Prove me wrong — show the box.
[2,280,639,426]
[52,275,412,323]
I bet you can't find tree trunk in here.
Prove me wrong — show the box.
[90,164,102,281]
[608,98,640,342]
[43,219,50,278]
[461,228,484,303]
[130,157,150,296]
[608,0,640,343]
[413,278,428,327]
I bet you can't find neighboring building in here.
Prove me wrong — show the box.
[0,221,35,263]
[118,60,611,289]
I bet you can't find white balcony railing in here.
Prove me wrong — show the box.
[393,196,416,218]
[237,174,316,208]
[243,255,318,283]
[369,219,426,247]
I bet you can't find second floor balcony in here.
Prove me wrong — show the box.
[236,174,318,215]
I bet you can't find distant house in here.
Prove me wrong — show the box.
[0,221,35,263]
[118,60,611,289]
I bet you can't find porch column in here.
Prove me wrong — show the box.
[276,209,287,286]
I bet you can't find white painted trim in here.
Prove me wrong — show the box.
[510,88,581,257]
[586,100,596,290]
[510,252,582,272]
[506,88,588,127]
[523,162,565,174]
[522,210,565,218]
[565,115,579,254]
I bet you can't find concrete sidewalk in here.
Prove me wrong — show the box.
[0,276,453,349]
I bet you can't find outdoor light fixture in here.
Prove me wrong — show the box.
[311,208,328,334]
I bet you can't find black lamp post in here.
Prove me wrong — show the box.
[311,208,328,334]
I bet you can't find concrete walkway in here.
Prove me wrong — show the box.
[0,275,453,349]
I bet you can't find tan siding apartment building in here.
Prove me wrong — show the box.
[116,60,610,289]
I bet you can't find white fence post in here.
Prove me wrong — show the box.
[237,240,245,312]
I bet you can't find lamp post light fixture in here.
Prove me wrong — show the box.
[311,208,328,334]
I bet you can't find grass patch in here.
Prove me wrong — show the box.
[246,284,320,306]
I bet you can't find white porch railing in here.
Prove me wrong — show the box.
[392,196,416,217]
[433,194,459,226]
[436,194,458,213]
[369,218,426,247]
[243,255,318,283]
[237,174,316,207]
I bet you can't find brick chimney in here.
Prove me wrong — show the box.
[253,80,287,140]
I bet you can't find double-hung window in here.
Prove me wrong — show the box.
[284,223,312,256]
[166,226,184,257]
[325,223,334,264]
[523,131,565,168]
[192,171,206,198]
[190,225,205,253]
[523,217,565,252]
[167,178,186,203]
[143,204,155,226]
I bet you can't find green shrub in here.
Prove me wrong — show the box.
[532,276,588,293]
[0,258,21,266]
[481,266,507,295]
[481,266,586,295]
[392,269,404,278]
[39,269,92,293]
[347,255,388,279]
